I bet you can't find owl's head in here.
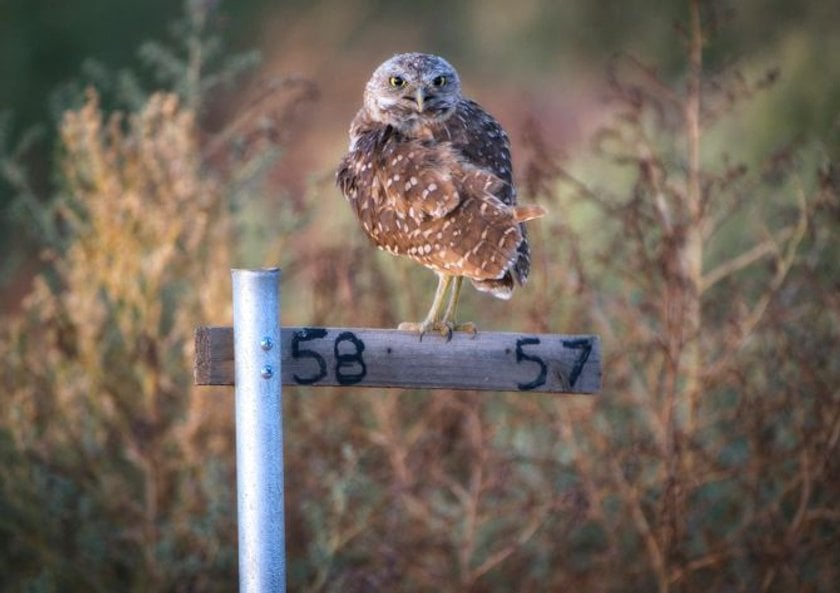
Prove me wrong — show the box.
[363,53,462,132]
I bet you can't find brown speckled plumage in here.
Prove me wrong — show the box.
[337,53,544,335]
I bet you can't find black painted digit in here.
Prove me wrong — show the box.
[562,338,592,388]
[291,328,328,385]
[334,331,367,385]
[515,337,547,391]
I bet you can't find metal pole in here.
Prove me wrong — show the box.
[232,268,286,593]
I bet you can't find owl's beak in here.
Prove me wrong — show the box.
[414,87,425,113]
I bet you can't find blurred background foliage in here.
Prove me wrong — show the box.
[1,0,839,591]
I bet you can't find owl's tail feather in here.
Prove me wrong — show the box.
[471,274,514,300]
[512,204,546,223]
[469,205,542,300]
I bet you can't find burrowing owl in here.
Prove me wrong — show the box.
[337,52,544,337]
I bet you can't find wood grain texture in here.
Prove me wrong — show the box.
[194,326,601,394]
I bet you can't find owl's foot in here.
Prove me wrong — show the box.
[398,319,451,341]
[448,320,478,337]
[400,274,479,341]
[397,320,477,342]
[438,320,478,342]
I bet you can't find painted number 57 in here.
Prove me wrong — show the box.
[515,337,592,391]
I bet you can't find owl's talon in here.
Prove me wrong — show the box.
[398,319,478,341]
[398,320,432,341]
[399,320,462,341]
[454,321,477,337]
[441,321,477,340]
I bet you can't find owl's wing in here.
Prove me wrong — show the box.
[438,99,541,292]
[437,99,516,205]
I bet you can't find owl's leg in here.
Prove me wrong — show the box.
[398,273,452,339]
[440,276,477,337]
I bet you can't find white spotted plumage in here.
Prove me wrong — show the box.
[337,52,544,334]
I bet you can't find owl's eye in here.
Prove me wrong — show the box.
[389,76,406,88]
[432,75,447,87]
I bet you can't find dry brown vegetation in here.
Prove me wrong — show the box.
[2,1,839,592]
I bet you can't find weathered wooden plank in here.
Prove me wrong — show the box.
[194,326,601,394]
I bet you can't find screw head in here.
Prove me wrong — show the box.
[260,365,274,379]
[260,337,273,351]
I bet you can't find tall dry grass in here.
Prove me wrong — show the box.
[0,3,315,590]
[1,88,237,591]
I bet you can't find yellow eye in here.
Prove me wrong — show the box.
[432,75,447,87]
[389,76,406,88]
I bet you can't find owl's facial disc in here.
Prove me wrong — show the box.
[384,77,454,121]
[364,53,461,129]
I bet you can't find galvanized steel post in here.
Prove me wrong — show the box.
[231,268,286,593]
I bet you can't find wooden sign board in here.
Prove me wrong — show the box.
[195,326,601,394]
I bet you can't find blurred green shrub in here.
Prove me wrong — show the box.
[0,88,236,591]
